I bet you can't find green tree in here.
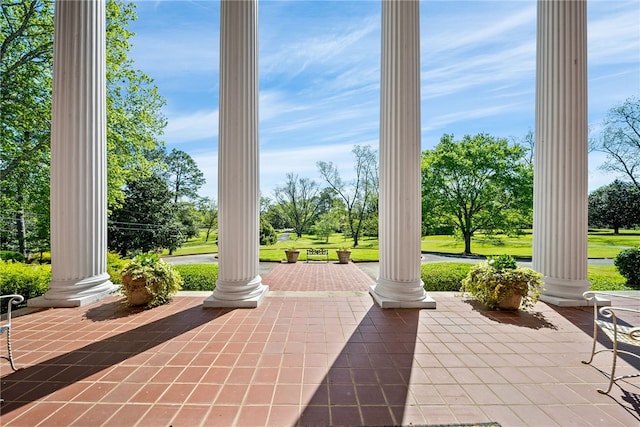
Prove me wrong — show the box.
[312,211,340,243]
[0,0,54,256]
[274,173,321,238]
[107,174,182,256]
[161,149,206,203]
[198,197,218,243]
[588,180,640,234]
[598,96,640,191]
[260,215,277,245]
[422,134,533,255]
[317,145,378,247]
[106,0,167,210]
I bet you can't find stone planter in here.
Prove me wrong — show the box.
[285,250,300,263]
[497,292,523,310]
[121,275,152,306]
[336,250,351,264]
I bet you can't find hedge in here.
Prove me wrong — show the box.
[174,264,218,291]
[421,262,473,292]
[0,261,51,312]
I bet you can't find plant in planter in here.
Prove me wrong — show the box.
[284,247,300,263]
[120,253,183,308]
[460,254,543,310]
[336,247,351,264]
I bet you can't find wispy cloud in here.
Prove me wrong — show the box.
[163,109,218,144]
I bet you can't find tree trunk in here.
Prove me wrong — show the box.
[464,233,472,255]
[15,208,26,257]
[614,226,620,235]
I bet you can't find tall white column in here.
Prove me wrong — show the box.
[369,0,435,309]
[204,0,268,308]
[29,0,117,308]
[533,0,590,306]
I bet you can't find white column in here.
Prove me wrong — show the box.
[204,0,268,308]
[533,0,590,306]
[29,0,117,308]
[369,0,435,309]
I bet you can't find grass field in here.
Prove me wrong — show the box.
[160,228,638,291]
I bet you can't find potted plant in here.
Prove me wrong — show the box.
[336,247,351,264]
[460,254,543,310]
[284,247,300,263]
[120,253,183,307]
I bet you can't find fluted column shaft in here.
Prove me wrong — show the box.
[533,0,589,305]
[369,0,435,309]
[204,0,268,308]
[30,0,116,308]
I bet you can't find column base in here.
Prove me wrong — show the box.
[539,294,592,307]
[369,285,436,309]
[203,285,269,308]
[28,284,118,308]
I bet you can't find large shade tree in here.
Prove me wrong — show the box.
[108,174,182,256]
[274,173,321,239]
[317,145,378,247]
[422,133,533,255]
[0,0,54,256]
[588,180,640,234]
[0,0,167,255]
[598,96,640,191]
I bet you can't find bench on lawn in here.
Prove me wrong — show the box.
[306,248,329,263]
[582,291,640,394]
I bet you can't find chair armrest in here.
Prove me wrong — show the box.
[1,294,25,320]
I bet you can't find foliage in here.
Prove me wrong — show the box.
[274,173,322,238]
[108,173,183,256]
[614,247,640,286]
[174,264,218,291]
[106,251,128,284]
[260,216,277,245]
[198,197,218,243]
[318,145,378,247]
[597,96,640,191]
[0,0,54,256]
[422,134,533,255]
[0,251,26,263]
[421,262,473,292]
[160,149,206,203]
[588,265,629,291]
[106,0,167,210]
[120,253,183,307]
[588,180,640,233]
[0,260,50,311]
[461,255,543,310]
[312,211,341,243]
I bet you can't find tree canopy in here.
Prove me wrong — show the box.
[274,173,321,238]
[422,134,533,255]
[588,180,640,233]
[317,145,378,247]
[598,96,640,191]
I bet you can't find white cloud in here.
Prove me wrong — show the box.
[163,109,218,144]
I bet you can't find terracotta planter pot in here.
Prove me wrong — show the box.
[285,250,300,263]
[497,292,523,310]
[336,250,351,264]
[121,275,152,306]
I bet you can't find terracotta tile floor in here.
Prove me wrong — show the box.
[1,262,640,426]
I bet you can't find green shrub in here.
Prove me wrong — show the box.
[260,216,277,245]
[120,253,183,307]
[0,261,51,312]
[107,251,128,284]
[0,251,25,263]
[174,264,218,291]
[421,262,472,292]
[614,247,640,286]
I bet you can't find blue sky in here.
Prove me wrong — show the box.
[128,0,640,200]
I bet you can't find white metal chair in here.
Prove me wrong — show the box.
[1,294,24,371]
[582,291,640,394]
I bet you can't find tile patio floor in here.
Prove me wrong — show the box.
[1,261,640,426]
